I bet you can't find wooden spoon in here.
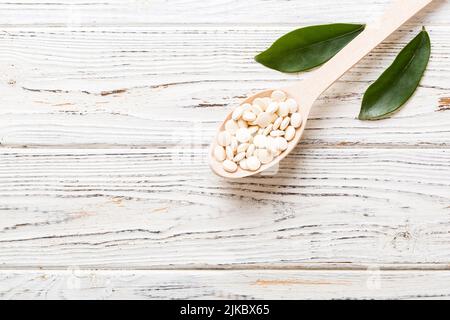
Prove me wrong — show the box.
[209,0,433,178]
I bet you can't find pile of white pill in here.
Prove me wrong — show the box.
[213,90,303,173]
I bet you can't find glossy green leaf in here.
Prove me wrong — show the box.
[255,23,365,73]
[359,29,431,120]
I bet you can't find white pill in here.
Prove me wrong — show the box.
[291,112,303,128]
[226,146,235,160]
[237,119,248,128]
[237,143,249,153]
[239,159,248,170]
[241,103,252,111]
[272,116,283,130]
[275,137,288,151]
[233,152,246,162]
[232,106,244,121]
[272,149,281,157]
[246,144,256,158]
[230,137,238,152]
[278,102,290,117]
[263,97,272,106]
[280,117,290,130]
[285,126,296,141]
[253,98,267,110]
[255,148,273,164]
[257,128,264,135]
[253,134,267,148]
[270,130,285,137]
[247,156,261,171]
[270,113,278,123]
[223,160,238,173]
[251,104,263,115]
[217,131,232,146]
[266,137,278,154]
[271,90,286,102]
[286,98,298,113]
[248,125,259,135]
[263,124,273,136]
[255,112,272,128]
[235,128,250,143]
[225,119,239,134]
[213,145,226,162]
[266,102,279,114]
[242,111,256,122]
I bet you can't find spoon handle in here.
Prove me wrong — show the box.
[298,0,433,100]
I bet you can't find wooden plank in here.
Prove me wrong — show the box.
[1,24,447,92]
[1,269,450,299]
[0,0,447,26]
[0,0,448,300]
[0,148,448,268]
[0,25,449,147]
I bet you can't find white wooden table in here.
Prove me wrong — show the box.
[0,0,449,300]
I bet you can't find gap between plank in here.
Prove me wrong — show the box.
[0,144,449,150]
[1,22,449,28]
[1,263,450,271]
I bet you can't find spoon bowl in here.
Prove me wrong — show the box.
[209,86,313,179]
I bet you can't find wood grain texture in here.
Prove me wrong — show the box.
[0,0,447,26]
[0,148,448,268]
[0,0,449,299]
[1,269,450,299]
[0,24,449,147]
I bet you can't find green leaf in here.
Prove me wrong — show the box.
[359,28,431,120]
[255,23,365,73]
